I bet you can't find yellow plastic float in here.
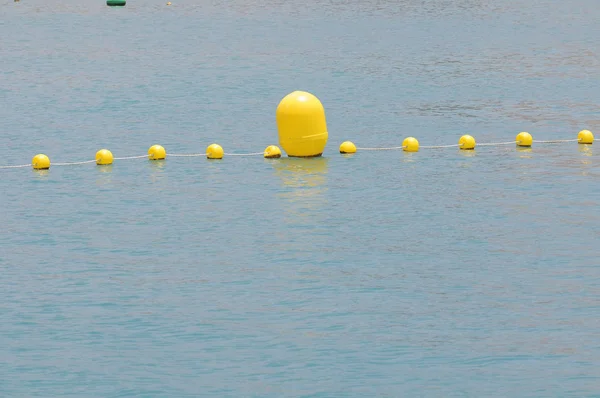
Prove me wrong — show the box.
[276,91,328,157]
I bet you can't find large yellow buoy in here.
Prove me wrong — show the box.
[578,130,594,144]
[276,91,328,157]
[32,154,50,170]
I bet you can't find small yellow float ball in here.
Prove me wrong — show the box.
[148,145,166,160]
[402,137,419,152]
[459,135,476,150]
[95,149,114,165]
[339,141,357,154]
[264,145,282,158]
[206,144,224,159]
[166,1,171,4]
[578,130,594,144]
[32,154,50,170]
[516,132,532,147]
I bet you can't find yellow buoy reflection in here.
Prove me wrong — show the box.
[271,157,329,223]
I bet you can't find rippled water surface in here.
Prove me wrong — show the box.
[1,0,600,396]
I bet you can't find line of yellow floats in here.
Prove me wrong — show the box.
[25,129,594,170]
[4,91,596,170]
[340,130,594,154]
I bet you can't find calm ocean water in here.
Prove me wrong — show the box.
[1,0,599,396]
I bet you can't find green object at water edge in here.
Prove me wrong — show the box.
[107,0,126,6]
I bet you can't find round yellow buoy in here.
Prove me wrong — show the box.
[402,137,419,152]
[166,1,171,4]
[516,132,532,147]
[32,154,50,170]
[459,135,476,150]
[264,145,282,159]
[148,145,166,160]
[95,149,113,165]
[578,130,594,144]
[276,91,328,157]
[339,141,357,154]
[206,144,224,159]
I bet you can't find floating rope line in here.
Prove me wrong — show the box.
[167,153,204,157]
[0,164,31,169]
[355,146,406,151]
[112,155,148,160]
[224,152,265,156]
[355,141,518,151]
[421,144,461,149]
[477,141,518,146]
[532,139,579,144]
[52,160,97,166]
[1,131,595,171]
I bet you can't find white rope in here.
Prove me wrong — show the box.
[356,146,406,151]
[0,164,31,169]
[224,152,264,156]
[52,159,97,166]
[477,141,517,146]
[421,144,460,149]
[112,155,148,160]
[533,139,579,144]
[54,155,150,165]
[169,152,264,157]
[167,153,204,157]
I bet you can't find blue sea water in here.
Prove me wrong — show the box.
[1,0,600,396]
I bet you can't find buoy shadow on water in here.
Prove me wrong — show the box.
[270,157,329,188]
[271,157,330,221]
[516,147,533,159]
[149,159,166,171]
[97,165,113,173]
[459,149,477,158]
[401,150,419,163]
[33,169,50,178]
[579,145,593,156]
